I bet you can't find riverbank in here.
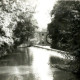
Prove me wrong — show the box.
[0,47,79,80]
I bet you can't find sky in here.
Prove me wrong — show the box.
[25,0,58,31]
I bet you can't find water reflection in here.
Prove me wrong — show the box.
[52,70,77,80]
[30,47,53,80]
[0,47,33,66]
[0,47,79,80]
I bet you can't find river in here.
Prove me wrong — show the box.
[0,47,79,80]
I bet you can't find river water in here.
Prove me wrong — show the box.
[0,47,79,80]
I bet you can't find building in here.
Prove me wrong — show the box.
[33,31,50,46]
[19,31,50,47]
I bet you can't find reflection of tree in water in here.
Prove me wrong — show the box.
[53,70,77,80]
[22,73,36,80]
[23,47,33,65]
[7,75,23,80]
[0,48,33,66]
[5,72,36,80]
[12,48,33,66]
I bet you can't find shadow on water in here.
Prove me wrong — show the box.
[0,47,35,80]
[0,47,80,80]
[49,56,80,80]
[0,47,33,66]
[0,73,36,80]
[52,70,77,80]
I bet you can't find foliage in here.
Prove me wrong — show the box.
[13,12,37,47]
[0,0,37,56]
[47,0,80,74]
[48,1,80,52]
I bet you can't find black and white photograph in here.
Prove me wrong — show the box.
[0,0,80,80]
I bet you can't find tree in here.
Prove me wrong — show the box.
[48,1,80,52]
[48,0,80,74]
[0,0,37,56]
[13,12,37,47]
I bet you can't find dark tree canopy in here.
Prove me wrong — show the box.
[48,1,80,52]
[13,15,36,47]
